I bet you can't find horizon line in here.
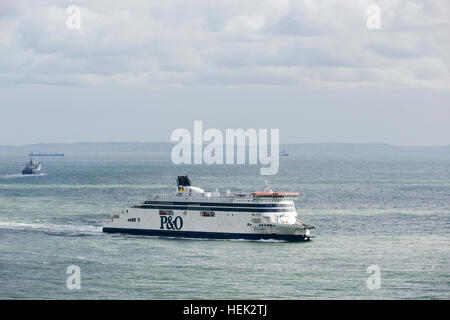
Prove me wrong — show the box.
[1,141,449,148]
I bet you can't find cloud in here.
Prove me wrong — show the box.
[0,0,449,90]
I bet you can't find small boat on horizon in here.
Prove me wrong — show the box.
[22,158,41,175]
[280,150,289,156]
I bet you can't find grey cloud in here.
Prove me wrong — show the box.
[0,0,449,90]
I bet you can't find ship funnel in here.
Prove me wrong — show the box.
[177,175,191,186]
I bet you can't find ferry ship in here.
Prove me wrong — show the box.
[22,158,42,175]
[103,176,314,242]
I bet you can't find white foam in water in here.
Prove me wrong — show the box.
[0,220,102,234]
[0,173,47,179]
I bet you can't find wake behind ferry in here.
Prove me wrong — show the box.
[103,176,314,242]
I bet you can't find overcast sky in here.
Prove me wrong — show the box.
[0,0,449,146]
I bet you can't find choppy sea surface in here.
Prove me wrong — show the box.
[0,153,449,299]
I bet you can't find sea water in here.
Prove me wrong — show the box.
[0,153,448,299]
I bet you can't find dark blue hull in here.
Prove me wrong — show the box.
[22,169,40,175]
[102,227,311,242]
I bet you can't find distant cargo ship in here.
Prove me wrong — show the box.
[22,158,42,175]
[103,176,314,241]
[28,152,64,157]
[280,150,289,156]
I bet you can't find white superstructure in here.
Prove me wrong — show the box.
[103,176,314,241]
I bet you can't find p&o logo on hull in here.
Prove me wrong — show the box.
[160,216,183,230]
